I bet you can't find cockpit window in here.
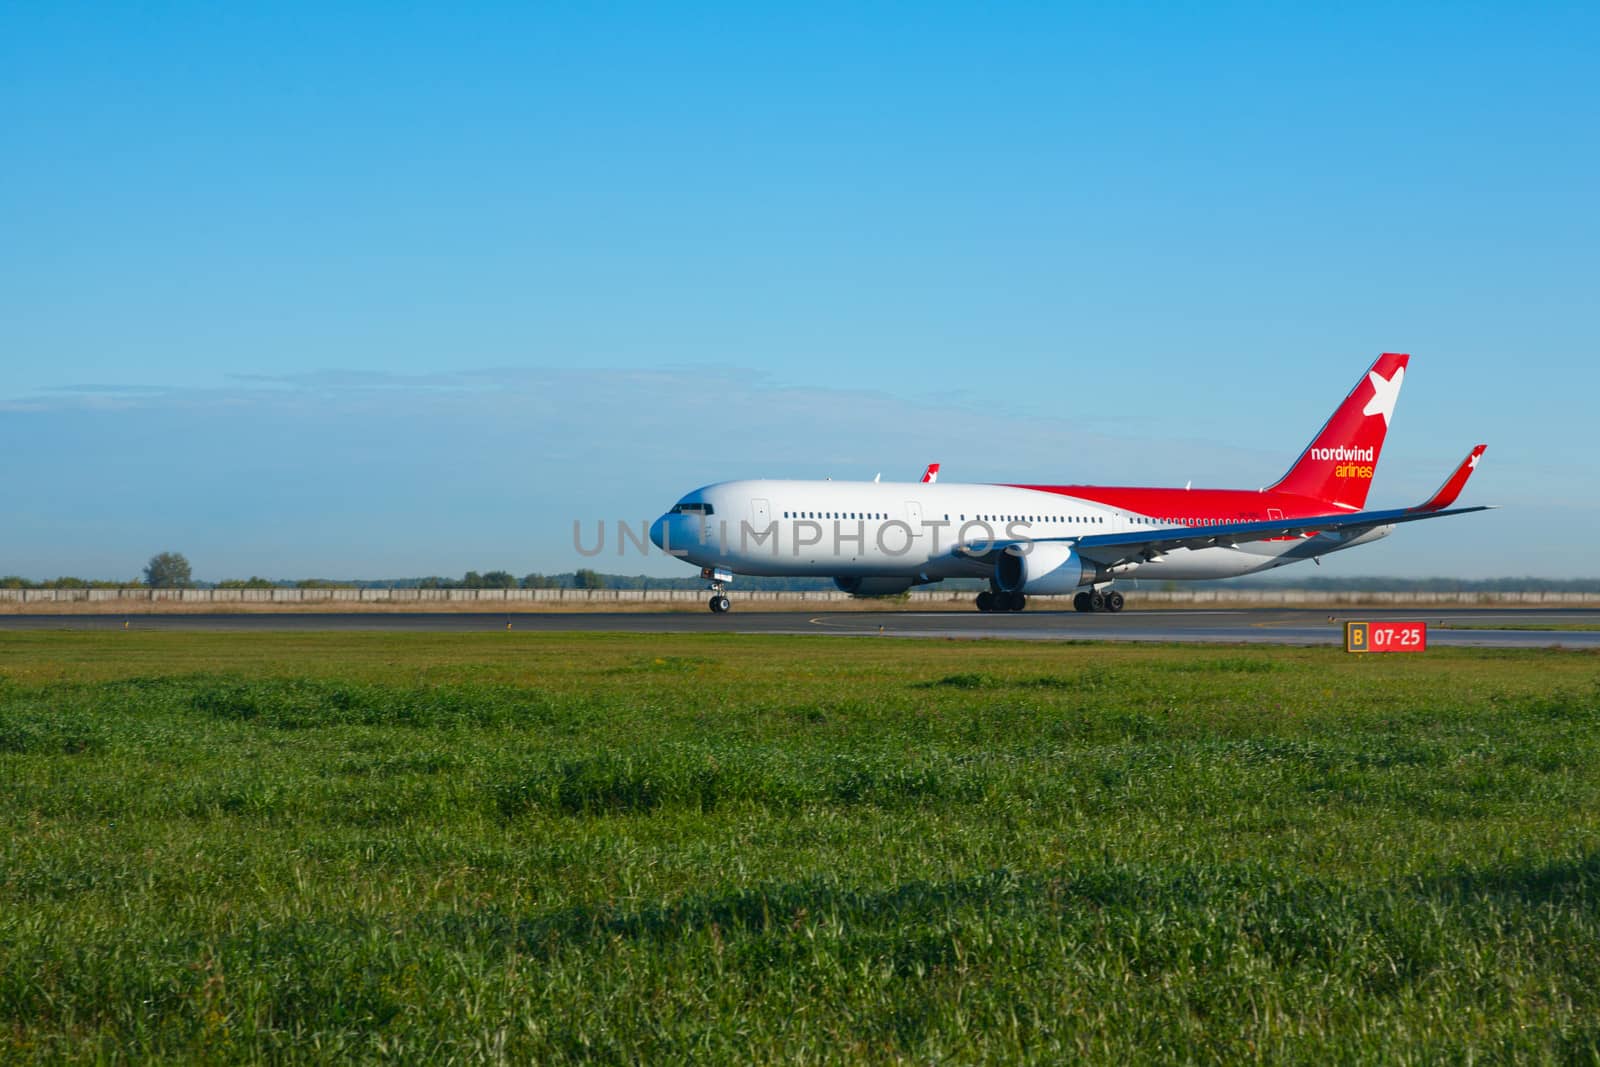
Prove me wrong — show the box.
[670,502,714,515]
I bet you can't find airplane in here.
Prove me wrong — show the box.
[649,353,1492,613]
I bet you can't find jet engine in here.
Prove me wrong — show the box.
[833,576,915,597]
[995,543,1096,594]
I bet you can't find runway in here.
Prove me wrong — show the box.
[3,608,1598,648]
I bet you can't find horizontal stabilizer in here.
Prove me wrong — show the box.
[963,503,1496,569]
[1412,445,1487,512]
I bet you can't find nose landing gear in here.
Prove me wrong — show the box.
[702,567,735,613]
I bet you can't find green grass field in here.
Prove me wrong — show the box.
[2,632,1598,1063]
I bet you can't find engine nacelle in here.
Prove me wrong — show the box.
[833,576,914,597]
[995,543,1094,594]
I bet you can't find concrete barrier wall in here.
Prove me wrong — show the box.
[2,587,1598,606]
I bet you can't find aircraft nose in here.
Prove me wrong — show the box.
[649,514,669,551]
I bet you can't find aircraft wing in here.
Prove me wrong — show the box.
[961,443,1496,569]
[1064,503,1493,568]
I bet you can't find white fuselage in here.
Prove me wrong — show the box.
[648,479,1387,585]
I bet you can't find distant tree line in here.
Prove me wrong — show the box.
[0,576,142,590]
[408,569,608,590]
[1163,576,1600,593]
[0,566,838,592]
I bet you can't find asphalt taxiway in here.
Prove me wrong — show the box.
[2,609,1597,648]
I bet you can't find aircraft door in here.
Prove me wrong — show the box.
[905,500,925,555]
[749,498,774,558]
[1266,507,1295,542]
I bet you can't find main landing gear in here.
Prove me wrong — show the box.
[1074,588,1124,613]
[975,590,1027,613]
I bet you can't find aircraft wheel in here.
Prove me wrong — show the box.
[1073,591,1090,613]
[709,595,731,613]
[1007,592,1027,612]
[975,591,995,613]
[1088,590,1106,612]
[1105,590,1125,613]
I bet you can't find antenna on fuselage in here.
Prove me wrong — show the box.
[874,473,881,483]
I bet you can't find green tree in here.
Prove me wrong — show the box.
[143,552,193,589]
[479,570,518,589]
[218,577,276,589]
[0,576,34,589]
[521,573,558,589]
[573,568,605,590]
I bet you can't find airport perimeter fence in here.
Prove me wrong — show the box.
[2,587,1597,608]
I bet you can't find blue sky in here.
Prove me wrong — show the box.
[2,3,1595,580]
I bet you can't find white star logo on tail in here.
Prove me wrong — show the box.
[1362,366,1403,426]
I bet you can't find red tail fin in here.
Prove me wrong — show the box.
[920,463,940,484]
[1268,353,1408,510]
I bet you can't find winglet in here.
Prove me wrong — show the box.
[1412,444,1487,512]
[921,463,940,484]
